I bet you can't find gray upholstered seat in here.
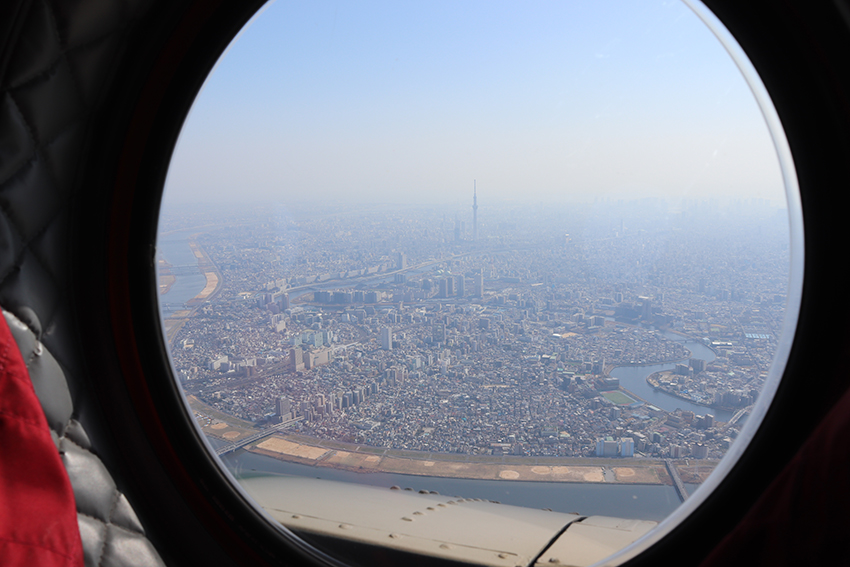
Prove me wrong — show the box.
[1,1,164,564]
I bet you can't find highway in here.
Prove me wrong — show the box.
[216,416,303,456]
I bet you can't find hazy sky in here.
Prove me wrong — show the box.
[163,0,788,207]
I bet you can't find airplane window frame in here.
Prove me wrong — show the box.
[93,1,835,566]
[601,1,804,561]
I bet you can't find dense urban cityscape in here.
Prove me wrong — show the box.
[159,196,789,465]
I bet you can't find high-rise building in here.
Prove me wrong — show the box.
[472,181,478,242]
[596,437,619,457]
[455,275,465,297]
[381,326,393,350]
[619,437,635,457]
[289,347,304,372]
[640,296,653,319]
[439,278,454,298]
[275,396,291,418]
[434,324,446,343]
[453,219,465,242]
[281,293,291,309]
[592,358,605,374]
[475,271,484,297]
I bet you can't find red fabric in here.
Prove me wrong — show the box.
[0,316,83,566]
[700,385,850,567]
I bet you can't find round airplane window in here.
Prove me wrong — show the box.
[156,1,802,565]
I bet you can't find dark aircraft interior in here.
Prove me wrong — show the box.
[1,0,849,565]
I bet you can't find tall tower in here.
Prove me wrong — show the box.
[472,180,478,241]
[381,326,393,350]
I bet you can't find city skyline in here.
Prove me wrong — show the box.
[157,198,790,468]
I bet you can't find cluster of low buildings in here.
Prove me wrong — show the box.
[164,201,788,462]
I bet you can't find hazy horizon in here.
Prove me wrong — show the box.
[163,0,789,209]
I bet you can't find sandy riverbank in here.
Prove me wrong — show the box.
[158,274,176,295]
[248,434,685,485]
[188,397,718,486]
[187,240,220,303]
[160,238,222,344]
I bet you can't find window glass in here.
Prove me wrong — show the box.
[158,0,797,563]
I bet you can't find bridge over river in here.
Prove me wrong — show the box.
[162,264,201,276]
[665,459,689,503]
[728,406,752,426]
[216,416,303,456]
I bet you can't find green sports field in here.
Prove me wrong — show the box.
[601,391,637,405]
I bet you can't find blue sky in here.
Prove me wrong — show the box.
[164,0,787,207]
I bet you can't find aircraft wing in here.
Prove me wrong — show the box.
[241,476,656,567]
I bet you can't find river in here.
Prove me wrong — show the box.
[218,448,681,521]
[610,331,734,422]
[158,230,440,309]
[157,230,208,312]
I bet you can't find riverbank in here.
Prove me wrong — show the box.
[158,274,176,295]
[601,349,693,370]
[190,395,718,489]
[156,257,176,295]
[186,239,221,304]
[609,333,734,421]
[160,236,223,344]
[244,433,706,486]
[646,370,734,413]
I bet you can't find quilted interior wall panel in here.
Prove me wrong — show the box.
[0,1,164,565]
